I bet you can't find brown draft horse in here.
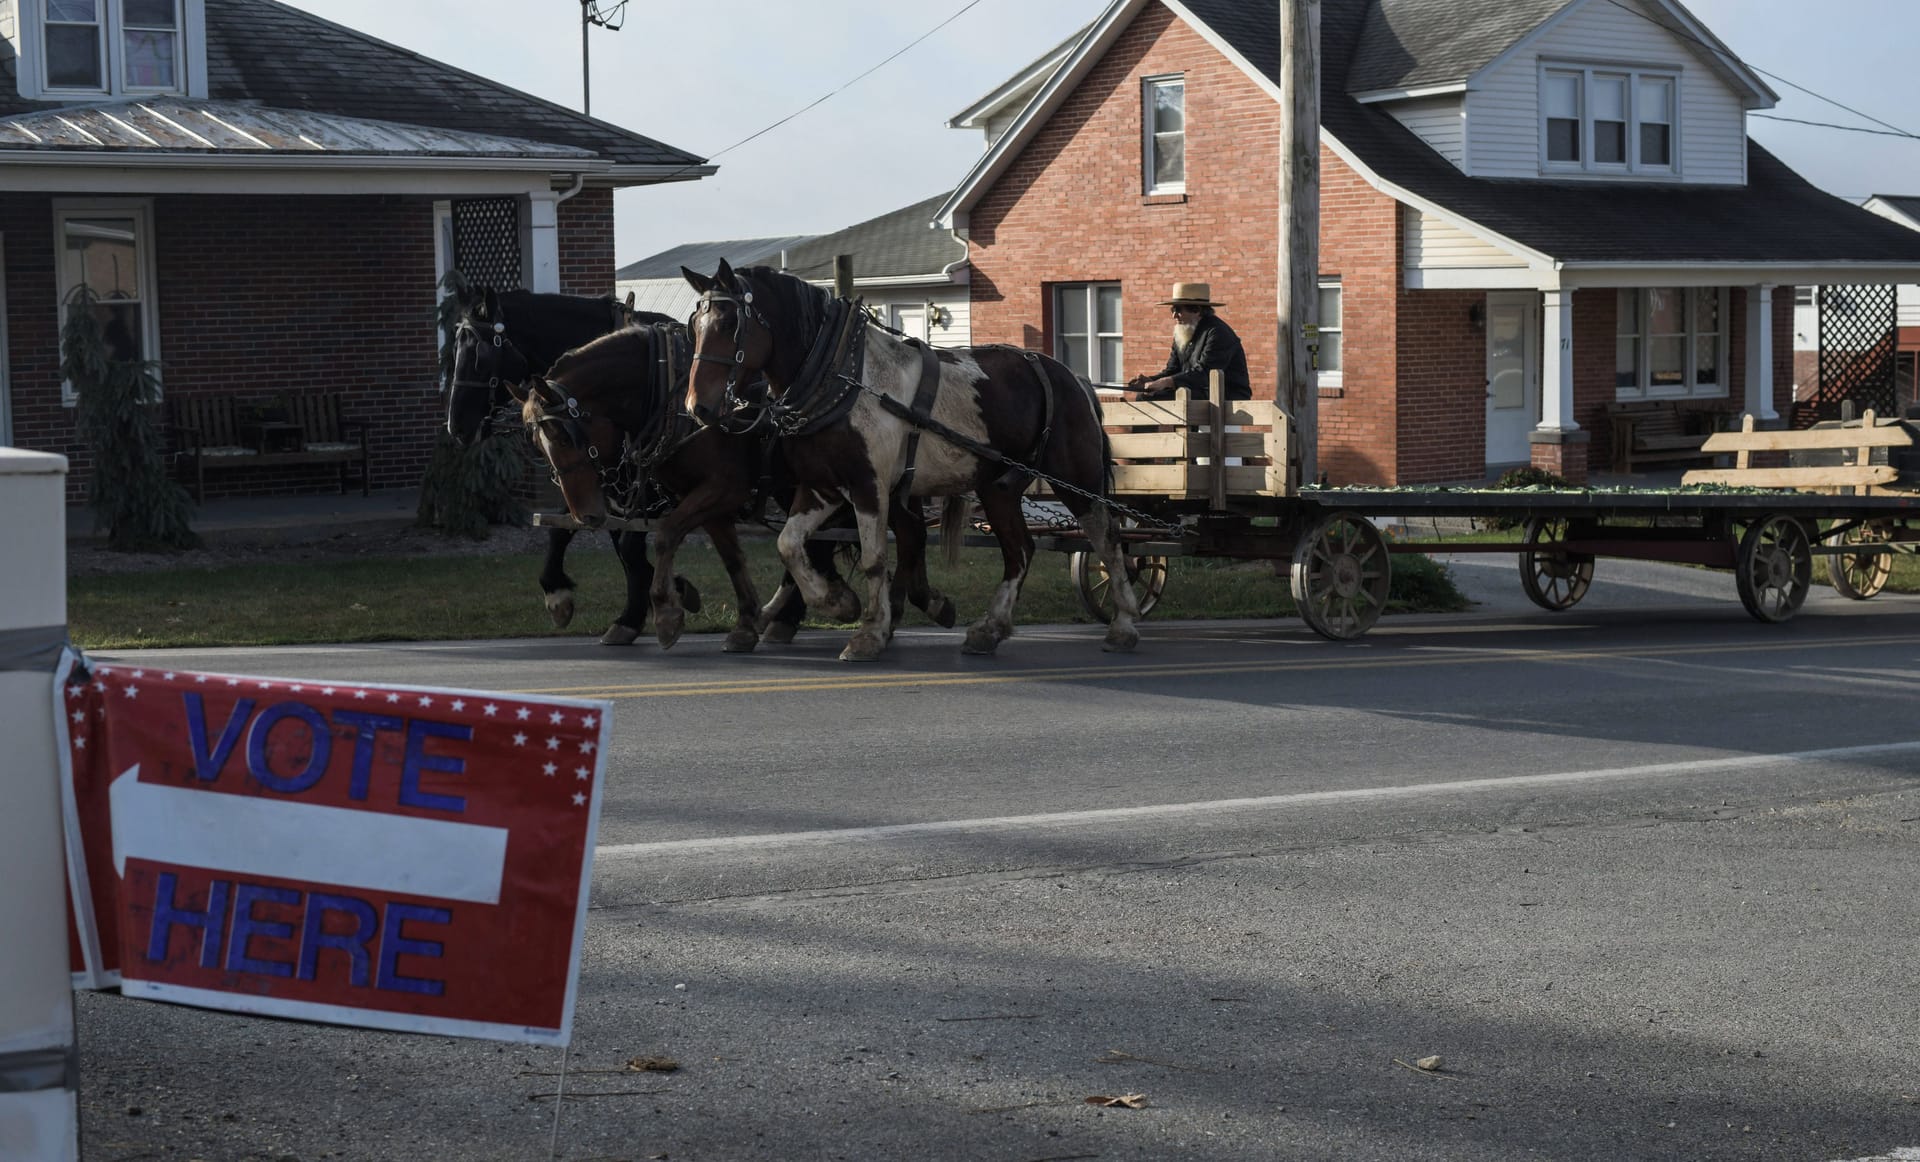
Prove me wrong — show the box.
[682,260,1141,661]
[518,323,956,651]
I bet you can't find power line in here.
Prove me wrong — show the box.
[1752,113,1919,141]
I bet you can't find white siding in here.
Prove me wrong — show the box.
[1403,206,1529,270]
[1901,284,1920,330]
[1466,0,1748,184]
[1384,96,1465,168]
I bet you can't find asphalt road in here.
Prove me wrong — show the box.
[73,567,1920,1162]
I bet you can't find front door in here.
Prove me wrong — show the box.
[1485,292,1540,469]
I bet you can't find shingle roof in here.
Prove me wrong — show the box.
[617,236,818,281]
[1175,0,1920,265]
[1347,0,1569,93]
[1869,196,1920,228]
[0,0,705,170]
[778,194,966,283]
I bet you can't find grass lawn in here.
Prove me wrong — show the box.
[69,536,1469,650]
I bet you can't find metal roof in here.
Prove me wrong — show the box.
[0,97,596,159]
[617,236,819,281]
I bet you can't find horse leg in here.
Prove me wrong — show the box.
[758,537,833,644]
[962,488,1034,656]
[775,493,861,622]
[839,501,893,663]
[705,521,765,653]
[538,527,583,629]
[888,499,956,631]
[1071,500,1141,653]
[598,530,653,646]
[646,481,742,651]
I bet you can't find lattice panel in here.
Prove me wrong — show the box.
[1813,283,1898,422]
[452,197,521,291]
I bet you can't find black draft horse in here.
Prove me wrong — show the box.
[681,260,1140,661]
[445,284,692,645]
[518,323,957,650]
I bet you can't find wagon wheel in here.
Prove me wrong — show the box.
[1290,511,1392,640]
[1068,550,1168,623]
[1518,517,1594,612]
[1735,515,1814,623]
[1826,521,1893,600]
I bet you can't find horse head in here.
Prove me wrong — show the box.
[447,287,534,447]
[683,259,794,428]
[519,328,662,530]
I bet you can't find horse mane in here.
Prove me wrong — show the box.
[734,265,830,345]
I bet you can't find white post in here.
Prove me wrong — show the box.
[1278,0,1321,488]
[1539,289,1579,432]
[526,190,561,293]
[1745,284,1779,421]
[0,449,79,1162]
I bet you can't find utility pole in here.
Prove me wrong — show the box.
[579,1,628,117]
[1278,0,1321,489]
[834,255,855,301]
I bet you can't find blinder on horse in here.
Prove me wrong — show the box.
[521,377,639,521]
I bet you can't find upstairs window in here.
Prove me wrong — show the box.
[1055,283,1123,385]
[31,0,189,96]
[1143,75,1185,194]
[1542,65,1678,175]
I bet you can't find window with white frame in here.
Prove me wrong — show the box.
[1616,287,1725,399]
[1316,278,1343,385]
[1143,75,1185,194]
[1055,283,1123,385]
[1542,65,1677,174]
[32,0,190,97]
[56,200,160,402]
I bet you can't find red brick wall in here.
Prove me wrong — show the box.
[1320,147,1402,485]
[1393,289,1485,483]
[558,186,615,296]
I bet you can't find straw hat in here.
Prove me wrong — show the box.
[1159,281,1224,307]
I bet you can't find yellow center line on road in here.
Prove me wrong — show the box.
[517,633,1920,701]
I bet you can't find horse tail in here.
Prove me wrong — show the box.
[941,493,968,569]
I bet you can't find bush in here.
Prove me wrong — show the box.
[1385,550,1471,613]
[415,431,529,539]
[1484,465,1574,530]
[62,288,199,552]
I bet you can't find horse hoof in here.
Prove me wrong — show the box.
[598,623,640,647]
[675,577,703,615]
[722,626,760,653]
[961,625,1002,655]
[1102,627,1140,653]
[546,589,576,629]
[839,633,886,663]
[655,607,686,651]
[932,596,957,629]
[762,621,799,645]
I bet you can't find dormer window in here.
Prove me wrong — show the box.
[21,0,198,98]
[1541,64,1678,176]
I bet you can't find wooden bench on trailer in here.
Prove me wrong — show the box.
[1605,399,1732,474]
[169,392,370,501]
[1099,379,1292,507]
[1681,409,1916,494]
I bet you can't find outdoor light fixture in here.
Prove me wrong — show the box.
[1468,300,1486,331]
[926,303,951,329]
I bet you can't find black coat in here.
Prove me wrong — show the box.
[1145,313,1252,400]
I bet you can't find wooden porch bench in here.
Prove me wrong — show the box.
[1605,399,1728,473]
[169,392,369,501]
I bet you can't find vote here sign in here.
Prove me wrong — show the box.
[58,662,610,1046]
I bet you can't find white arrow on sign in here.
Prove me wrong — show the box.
[110,765,509,905]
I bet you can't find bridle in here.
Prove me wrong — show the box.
[451,316,536,437]
[521,377,640,517]
[689,285,773,433]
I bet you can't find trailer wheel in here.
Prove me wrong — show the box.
[1518,518,1594,611]
[1826,521,1893,600]
[1069,551,1167,624]
[1736,515,1814,623]
[1291,511,1392,640]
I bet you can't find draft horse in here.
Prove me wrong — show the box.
[445,285,698,644]
[681,260,1141,661]
[519,323,958,650]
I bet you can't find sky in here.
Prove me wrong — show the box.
[281,0,1920,269]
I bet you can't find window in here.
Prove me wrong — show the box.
[1143,75,1185,194]
[1541,65,1678,175]
[1316,278,1343,385]
[1054,283,1123,385]
[1615,286,1726,399]
[55,200,160,403]
[32,0,188,97]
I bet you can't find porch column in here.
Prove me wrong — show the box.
[1744,284,1780,422]
[1530,289,1589,482]
[525,191,561,293]
[1538,289,1579,433]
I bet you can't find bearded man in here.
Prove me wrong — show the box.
[1123,282,1252,401]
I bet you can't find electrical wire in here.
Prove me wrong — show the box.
[1752,114,1919,141]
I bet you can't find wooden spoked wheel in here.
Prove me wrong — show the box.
[1290,511,1392,640]
[1826,521,1894,601]
[1735,515,1814,623]
[1068,551,1168,624]
[1518,517,1594,612]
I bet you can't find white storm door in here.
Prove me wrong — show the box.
[889,305,928,342]
[1485,292,1540,468]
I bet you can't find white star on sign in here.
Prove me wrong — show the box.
[73,737,86,750]
[354,690,369,700]
[578,740,596,754]
[512,732,528,747]
[545,737,561,751]
[162,672,176,681]
[542,762,557,776]
[122,686,139,699]
[582,714,598,729]
[290,685,304,693]
[96,667,113,676]
[257,682,273,690]
[67,685,84,699]
[575,766,589,781]
[572,792,586,807]
[548,710,565,725]
[516,707,532,721]
[225,678,240,687]
[483,703,499,716]
[131,669,145,678]
[417,695,434,708]
[72,710,85,724]
[321,687,336,696]
[92,681,108,692]
[386,693,401,704]
[195,674,209,683]
[451,699,466,712]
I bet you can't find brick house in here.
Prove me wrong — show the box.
[0,0,711,498]
[937,0,1920,484]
